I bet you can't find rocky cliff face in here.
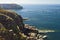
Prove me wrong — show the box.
[0,9,24,30]
[0,9,24,40]
[0,9,47,40]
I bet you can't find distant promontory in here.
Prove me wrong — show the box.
[0,4,23,10]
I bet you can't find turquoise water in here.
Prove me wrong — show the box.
[16,4,60,40]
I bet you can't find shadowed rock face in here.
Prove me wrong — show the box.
[0,9,24,30]
[0,9,24,40]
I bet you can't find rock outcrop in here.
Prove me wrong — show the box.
[0,9,47,40]
[0,9,24,40]
[0,9,24,30]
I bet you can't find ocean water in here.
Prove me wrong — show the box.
[16,4,60,40]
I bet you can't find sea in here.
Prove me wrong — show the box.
[16,4,60,40]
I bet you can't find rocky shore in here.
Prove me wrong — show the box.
[24,24,47,40]
[0,9,47,40]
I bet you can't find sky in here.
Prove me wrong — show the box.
[0,0,60,4]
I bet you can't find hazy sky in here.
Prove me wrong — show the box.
[0,0,60,4]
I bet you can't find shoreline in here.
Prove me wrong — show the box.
[25,24,55,33]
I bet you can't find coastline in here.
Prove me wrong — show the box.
[25,24,55,33]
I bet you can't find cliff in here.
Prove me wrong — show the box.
[0,4,23,10]
[0,9,47,40]
[0,9,24,40]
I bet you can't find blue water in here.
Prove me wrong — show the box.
[16,4,60,40]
